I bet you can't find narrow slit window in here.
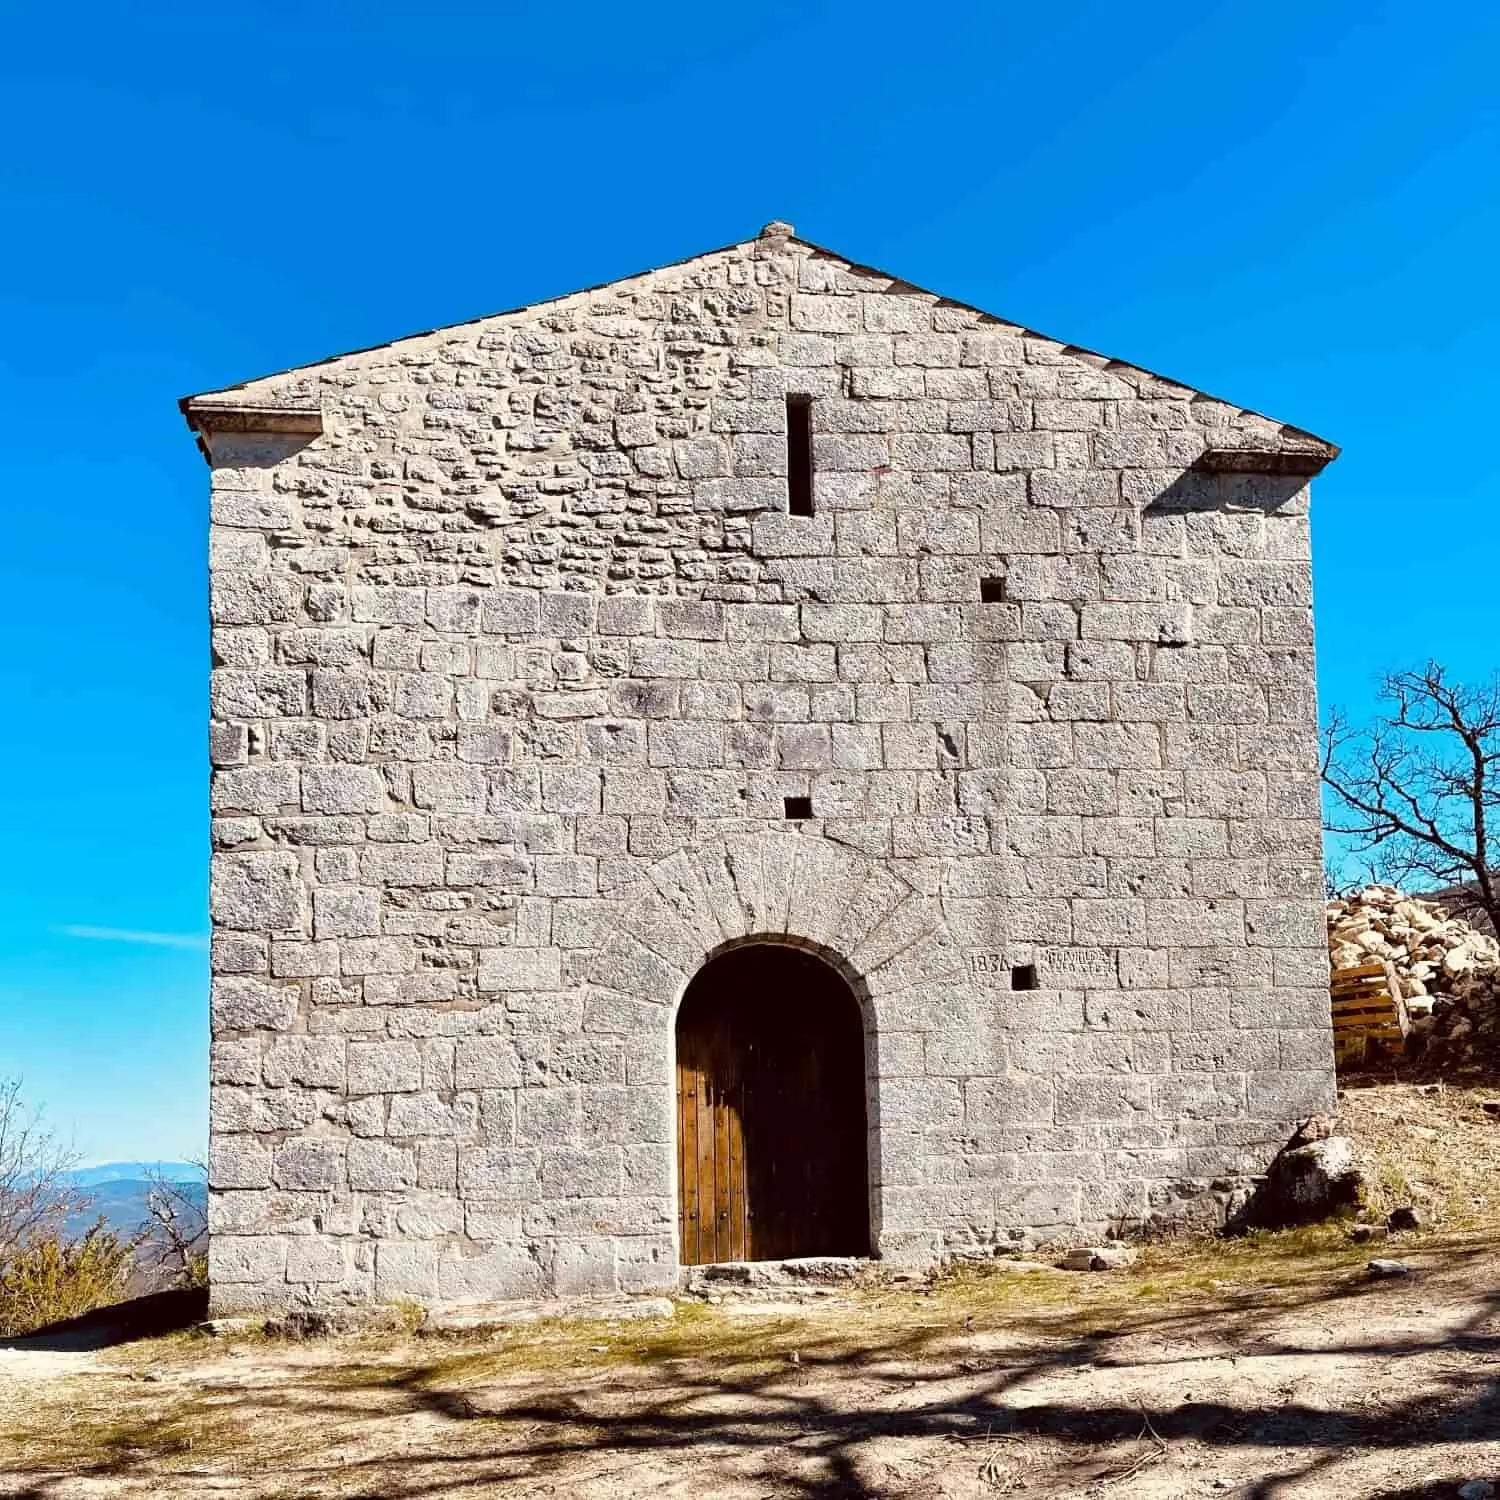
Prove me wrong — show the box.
[1011,963,1039,991]
[979,576,1006,603]
[784,795,813,821]
[786,396,813,517]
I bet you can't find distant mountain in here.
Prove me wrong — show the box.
[63,1165,207,1240]
[65,1161,205,1188]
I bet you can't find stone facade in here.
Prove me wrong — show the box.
[187,223,1339,1313]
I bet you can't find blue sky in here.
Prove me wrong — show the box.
[0,2,1495,1161]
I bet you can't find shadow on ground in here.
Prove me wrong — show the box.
[0,1287,207,1353]
[8,1249,1500,1498]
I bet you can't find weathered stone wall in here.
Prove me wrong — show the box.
[197,225,1335,1312]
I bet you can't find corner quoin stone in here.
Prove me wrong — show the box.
[187,223,1339,1313]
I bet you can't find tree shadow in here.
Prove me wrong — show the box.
[10,1250,1500,1498]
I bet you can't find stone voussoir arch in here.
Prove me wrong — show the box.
[587,832,969,1265]
[585,832,968,1018]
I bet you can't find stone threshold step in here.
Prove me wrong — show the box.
[419,1294,675,1334]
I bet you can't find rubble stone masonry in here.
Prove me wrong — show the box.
[190,224,1337,1312]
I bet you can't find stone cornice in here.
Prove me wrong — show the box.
[1195,444,1338,477]
[179,399,323,462]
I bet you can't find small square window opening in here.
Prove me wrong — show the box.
[783,795,813,821]
[979,576,1006,603]
[1011,963,1039,991]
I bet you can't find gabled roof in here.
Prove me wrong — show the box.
[181,224,1338,473]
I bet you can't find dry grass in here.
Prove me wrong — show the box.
[103,1219,1448,1401]
[2,1383,250,1474]
[94,1079,1500,1405]
[1338,1080,1500,1230]
[0,1239,1353,1477]
[11,1218,1498,1497]
[7,1081,1500,1497]
[1338,1077,1500,1226]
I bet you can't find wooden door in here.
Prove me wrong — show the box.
[675,944,869,1265]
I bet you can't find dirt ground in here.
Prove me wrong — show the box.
[2,1082,1498,1500]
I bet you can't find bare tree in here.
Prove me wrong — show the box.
[141,1164,207,1289]
[1322,662,1500,931]
[0,1078,138,1336]
[0,1077,87,1252]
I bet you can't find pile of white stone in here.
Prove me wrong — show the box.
[1327,885,1500,1069]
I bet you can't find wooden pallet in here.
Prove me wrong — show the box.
[1330,960,1411,1063]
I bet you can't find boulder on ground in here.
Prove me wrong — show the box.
[1059,1245,1138,1271]
[1237,1133,1365,1230]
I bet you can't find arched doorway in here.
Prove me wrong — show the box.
[675,942,870,1265]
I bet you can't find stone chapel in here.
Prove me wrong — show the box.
[185,222,1338,1312]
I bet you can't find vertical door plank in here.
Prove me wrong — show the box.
[675,1057,685,1263]
[714,1066,732,1261]
[728,1071,746,1261]
[697,1037,718,1264]
[684,1056,699,1266]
